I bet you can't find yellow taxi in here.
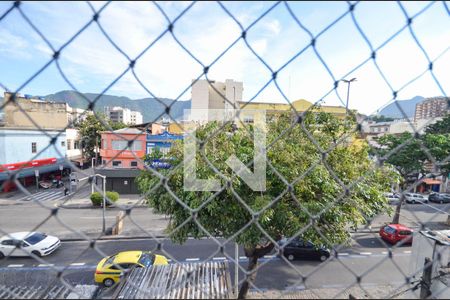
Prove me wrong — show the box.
[94,250,168,287]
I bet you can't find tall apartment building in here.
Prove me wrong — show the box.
[414,97,449,121]
[190,79,243,122]
[104,106,143,125]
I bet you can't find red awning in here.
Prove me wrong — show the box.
[422,178,442,185]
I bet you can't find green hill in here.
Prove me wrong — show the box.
[45,90,191,122]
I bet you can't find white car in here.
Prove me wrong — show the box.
[0,232,60,258]
[404,193,428,204]
[384,193,400,203]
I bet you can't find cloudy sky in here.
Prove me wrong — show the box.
[0,1,449,115]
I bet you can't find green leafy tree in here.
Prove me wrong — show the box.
[76,113,127,161]
[137,111,397,298]
[372,132,426,223]
[425,114,450,134]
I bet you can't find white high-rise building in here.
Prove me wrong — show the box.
[189,79,243,122]
[104,106,143,125]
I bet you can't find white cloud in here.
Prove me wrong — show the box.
[0,1,448,116]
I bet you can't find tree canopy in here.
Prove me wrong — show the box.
[137,110,397,298]
[76,113,127,160]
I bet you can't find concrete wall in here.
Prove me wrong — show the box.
[0,129,66,164]
[65,128,82,160]
[2,93,67,130]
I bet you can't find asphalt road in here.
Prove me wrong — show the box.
[0,192,447,293]
[0,236,414,292]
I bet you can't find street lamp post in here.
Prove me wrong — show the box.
[93,173,107,233]
[341,77,357,116]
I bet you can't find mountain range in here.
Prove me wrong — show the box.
[44,90,191,122]
[376,96,425,119]
[1,90,427,121]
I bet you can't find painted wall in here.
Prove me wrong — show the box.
[2,93,67,130]
[100,132,146,169]
[0,129,67,164]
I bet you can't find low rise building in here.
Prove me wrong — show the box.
[146,131,183,156]
[104,106,143,125]
[99,128,146,169]
[0,92,70,192]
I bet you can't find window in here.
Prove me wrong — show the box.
[1,240,13,246]
[132,141,142,151]
[130,161,138,167]
[112,140,142,151]
[31,142,37,154]
[112,140,128,150]
[74,141,80,149]
[112,161,122,167]
[399,231,412,235]
[61,141,65,147]
[67,140,72,150]
[24,233,47,245]
[384,226,396,234]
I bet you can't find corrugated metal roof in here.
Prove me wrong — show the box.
[0,284,72,299]
[113,128,144,134]
[113,262,232,299]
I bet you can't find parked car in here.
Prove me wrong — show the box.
[384,193,400,204]
[428,193,450,204]
[404,193,428,204]
[379,224,413,245]
[0,232,60,258]
[277,238,330,262]
[95,251,169,287]
[39,180,52,189]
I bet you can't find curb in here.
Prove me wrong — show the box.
[60,234,168,242]
[56,204,148,209]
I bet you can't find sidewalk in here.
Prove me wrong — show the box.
[248,284,410,299]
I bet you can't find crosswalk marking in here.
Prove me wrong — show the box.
[17,190,64,202]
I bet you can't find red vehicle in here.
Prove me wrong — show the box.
[379,224,413,245]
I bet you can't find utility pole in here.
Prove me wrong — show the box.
[341,77,357,116]
[420,257,433,299]
[235,242,239,298]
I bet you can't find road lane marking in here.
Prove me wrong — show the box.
[382,251,389,255]
[359,252,372,255]
[185,258,200,262]
[7,264,23,268]
[403,250,412,254]
[70,263,85,266]
[338,253,349,256]
[263,255,275,259]
[239,256,247,260]
[38,264,54,267]
[79,217,116,219]
[213,257,226,261]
